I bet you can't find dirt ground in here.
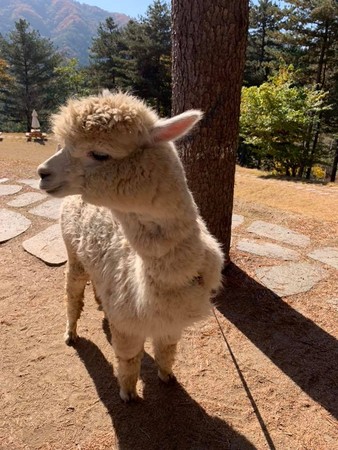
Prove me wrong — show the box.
[0,135,337,449]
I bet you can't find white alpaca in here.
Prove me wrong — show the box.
[38,91,224,401]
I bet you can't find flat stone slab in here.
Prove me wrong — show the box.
[0,178,9,183]
[308,247,338,270]
[0,208,31,242]
[247,220,310,248]
[232,214,244,229]
[22,224,67,265]
[237,239,300,260]
[18,179,40,190]
[0,185,23,196]
[255,262,325,297]
[28,198,62,220]
[7,192,47,207]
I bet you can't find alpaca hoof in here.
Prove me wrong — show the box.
[64,330,77,346]
[158,370,176,384]
[119,388,138,403]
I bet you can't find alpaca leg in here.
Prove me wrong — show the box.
[92,282,103,311]
[110,325,144,402]
[64,257,89,345]
[153,336,179,383]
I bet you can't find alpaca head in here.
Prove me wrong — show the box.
[37,91,202,208]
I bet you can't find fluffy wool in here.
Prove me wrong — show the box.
[38,91,224,401]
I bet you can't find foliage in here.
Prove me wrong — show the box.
[89,1,171,115]
[243,0,338,178]
[311,165,326,180]
[244,0,283,86]
[0,19,62,131]
[53,58,91,105]
[89,17,129,90]
[0,58,12,84]
[0,0,336,181]
[278,0,338,84]
[240,67,330,176]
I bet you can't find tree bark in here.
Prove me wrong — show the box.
[172,0,249,263]
[330,138,338,183]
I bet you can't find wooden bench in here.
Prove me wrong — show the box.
[26,130,47,141]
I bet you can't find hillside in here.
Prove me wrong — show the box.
[0,0,130,65]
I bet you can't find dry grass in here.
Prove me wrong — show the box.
[235,166,338,222]
[0,133,57,164]
[1,134,337,222]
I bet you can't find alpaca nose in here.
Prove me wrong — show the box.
[37,166,52,180]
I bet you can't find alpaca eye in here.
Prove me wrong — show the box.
[88,151,110,161]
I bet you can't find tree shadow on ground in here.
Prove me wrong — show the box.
[258,174,329,185]
[74,337,256,450]
[217,263,338,419]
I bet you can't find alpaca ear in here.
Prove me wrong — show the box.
[151,110,203,143]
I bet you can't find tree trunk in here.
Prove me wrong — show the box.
[316,20,329,89]
[172,0,249,263]
[331,138,338,183]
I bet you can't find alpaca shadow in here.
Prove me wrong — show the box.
[217,263,338,419]
[74,337,256,450]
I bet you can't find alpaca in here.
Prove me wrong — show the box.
[37,91,224,401]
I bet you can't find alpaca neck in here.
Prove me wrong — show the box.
[111,202,199,260]
[112,206,204,288]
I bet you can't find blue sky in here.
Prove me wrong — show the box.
[81,1,159,18]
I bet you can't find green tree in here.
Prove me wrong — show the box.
[0,19,63,131]
[240,67,330,177]
[89,17,128,90]
[244,0,283,86]
[276,0,338,176]
[53,58,91,105]
[280,0,338,88]
[0,58,13,130]
[120,0,171,114]
[89,1,172,115]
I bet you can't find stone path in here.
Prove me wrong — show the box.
[29,198,63,220]
[22,224,67,265]
[255,262,325,297]
[247,220,310,247]
[0,178,337,296]
[7,192,47,208]
[0,208,31,242]
[0,185,22,196]
[0,178,66,265]
[236,238,300,261]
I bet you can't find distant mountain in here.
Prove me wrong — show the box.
[0,0,130,65]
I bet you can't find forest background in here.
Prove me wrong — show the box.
[0,0,337,181]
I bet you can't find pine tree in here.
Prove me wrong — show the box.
[280,0,338,177]
[124,0,172,115]
[281,0,338,88]
[0,19,62,131]
[244,0,283,86]
[89,17,129,91]
[89,1,172,115]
